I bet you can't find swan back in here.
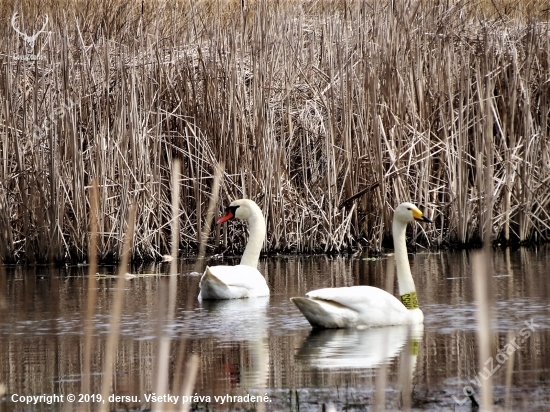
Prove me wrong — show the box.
[199,265,269,299]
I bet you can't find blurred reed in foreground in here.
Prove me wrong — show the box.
[0,0,549,263]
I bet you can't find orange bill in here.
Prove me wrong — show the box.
[217,209,234,224]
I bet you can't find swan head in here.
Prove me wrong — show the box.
[394,202,432,224]
[217,199,263,224]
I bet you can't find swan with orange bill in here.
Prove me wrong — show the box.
[291,202,432,328]
[199,199,269,300]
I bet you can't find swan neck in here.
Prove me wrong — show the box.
[392,219,417,296]
[240,212,266,268]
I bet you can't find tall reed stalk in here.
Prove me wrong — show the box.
[81,180,99,398]
[99,203,136,412]
[154,160,181,412]
[0,1,549,262]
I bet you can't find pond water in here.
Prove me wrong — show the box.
[1,247,550,411]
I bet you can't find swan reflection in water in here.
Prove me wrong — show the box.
[295,323,424,407]
[198,297,269,340]
[197,297,270,389]
[295,323,424,371]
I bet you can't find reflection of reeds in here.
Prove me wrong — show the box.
[504,330,514,411]
[1,2,549,263]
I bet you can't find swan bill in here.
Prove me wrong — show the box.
[416,215,432,223]
[217,205,239,224]
[411,207,432,223]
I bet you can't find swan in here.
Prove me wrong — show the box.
[199,199,269,300]
[291,202,432,328]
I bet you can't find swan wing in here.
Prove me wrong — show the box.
[199,265,269,299]
[295,286,413,327]
[306,286,405,313]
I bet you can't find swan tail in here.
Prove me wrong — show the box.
[291,297,357,329]
[199,266,231,300]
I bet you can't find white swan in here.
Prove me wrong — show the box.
[291,202,431,328]
[199,199,269,300]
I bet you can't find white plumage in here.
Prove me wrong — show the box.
[292,286,418,328]
[199,265,270,299]
[291,202,431,328]
[199,199,269,300]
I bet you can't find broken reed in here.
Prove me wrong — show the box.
[0,0,549,263]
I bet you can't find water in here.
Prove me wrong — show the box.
[1,247,550,411]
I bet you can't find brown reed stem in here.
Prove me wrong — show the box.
[81,180,99,398]
[194,162,224,273]
[154,159,181,412]
[171,162,223,402]
[99,203,137,412]
[178,354,200,412]
[473,250,493,411]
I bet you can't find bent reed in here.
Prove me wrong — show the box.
[0,0,549,263]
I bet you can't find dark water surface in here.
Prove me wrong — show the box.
[1,247,550,411]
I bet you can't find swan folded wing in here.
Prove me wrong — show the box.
[305,286,410,326]
[204,265,269,297]
[291,297,360,328]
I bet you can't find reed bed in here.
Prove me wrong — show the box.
[0,0,549,263]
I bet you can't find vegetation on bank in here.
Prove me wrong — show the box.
[0,0,549,263]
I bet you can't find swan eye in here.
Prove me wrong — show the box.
[226,205,239,213]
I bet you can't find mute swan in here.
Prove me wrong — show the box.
[291,202,432,328]
[199,199,269,300]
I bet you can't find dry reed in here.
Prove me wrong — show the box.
[151,158,222,412]
[154,160,181,412]
[81,180,99,398]
[472,250,494,411]
[99,203,136,412]
[0,1,549,263]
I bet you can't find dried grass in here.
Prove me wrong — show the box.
[1,0,549,262]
